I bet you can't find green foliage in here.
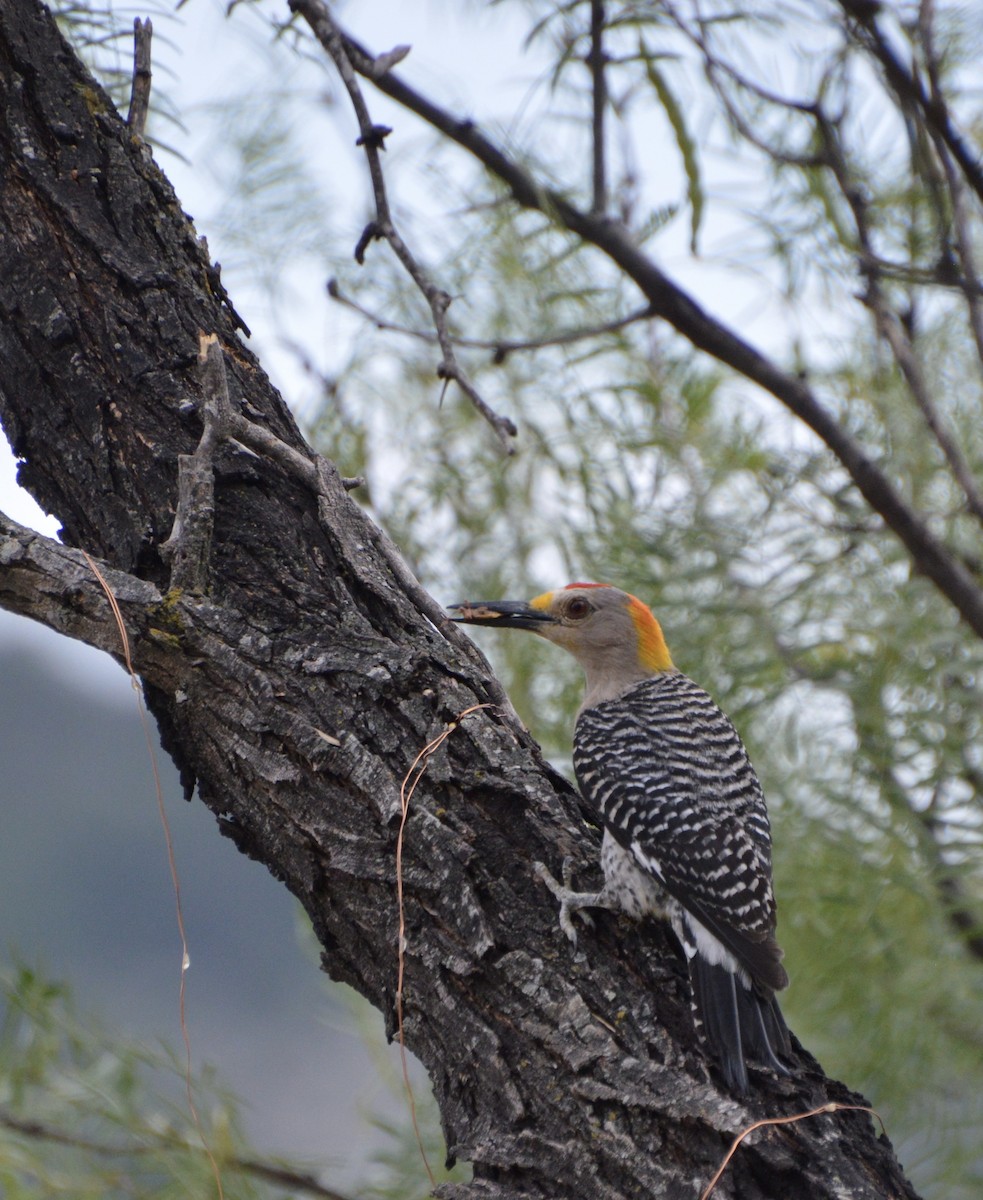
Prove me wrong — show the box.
[639,44,704,252]
[0,960,469,1200]
[781,817,983,1199]
[0,963,257,1198]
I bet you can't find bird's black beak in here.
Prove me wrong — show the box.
[448,600,557,630]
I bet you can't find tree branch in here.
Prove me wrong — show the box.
[589,0,607,214]
[837,0,983,206]
[327,277,655,361]
[0,511,160,661]
[288,0,517,454]
[328,17,983,643]
[917,0,983,372]
[126,17,152,139]
[814,110,983,529]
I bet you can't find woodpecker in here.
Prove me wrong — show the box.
[450,582,791,1093]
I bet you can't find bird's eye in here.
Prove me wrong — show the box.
[566,597,591,620]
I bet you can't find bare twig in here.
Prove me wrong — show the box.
[816,113,983,529]
[164,336,363,540]
[662,2,825,169]
[589,0,607,214]
[326,19,983,642]
[941,168,983,367]
[289,0,517,454]
[229,408,362,492]
[877,311,983,526]
[126,17,152,138]
[327,278,653,361]
[918,0,983,371]
[161,333,231,593]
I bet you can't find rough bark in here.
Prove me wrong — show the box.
[0,2,921,1197]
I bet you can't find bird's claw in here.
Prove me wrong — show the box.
[559,855,581,892]
[534,860,598,947]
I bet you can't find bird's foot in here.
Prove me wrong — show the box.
[534,858,607,947]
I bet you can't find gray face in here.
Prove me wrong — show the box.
[450,585,667,708]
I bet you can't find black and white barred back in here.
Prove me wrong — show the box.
[573,671,791,1092]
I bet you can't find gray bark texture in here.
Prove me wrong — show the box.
[0,2,922,1197]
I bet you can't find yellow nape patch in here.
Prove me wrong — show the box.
[530,591,555,612]
[628,595,673,672]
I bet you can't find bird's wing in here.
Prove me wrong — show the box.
[574,676,787,992]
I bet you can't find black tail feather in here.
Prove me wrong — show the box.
[735,980,791,1074]
[689,957,790,1092]
[689,956,748,1092]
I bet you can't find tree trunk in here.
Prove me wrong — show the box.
[0,2,921,1196]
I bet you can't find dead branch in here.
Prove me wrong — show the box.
[126,17,152,138]
[289,0,518,454]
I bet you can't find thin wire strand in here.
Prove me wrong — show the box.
[81,551,225,1200]
[699,1102,886,1200]
[396,703,497,1187]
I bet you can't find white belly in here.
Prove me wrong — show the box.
[600,828,668,920]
